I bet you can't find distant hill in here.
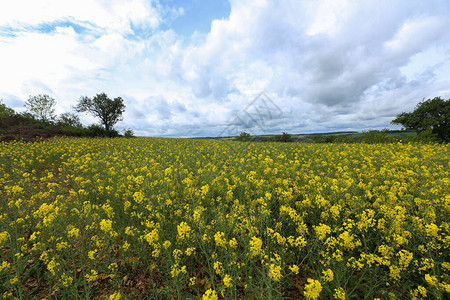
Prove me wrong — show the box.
[193,130,418,143]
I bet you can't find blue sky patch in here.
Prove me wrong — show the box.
[0,18,103,39]
[161,0,230,37]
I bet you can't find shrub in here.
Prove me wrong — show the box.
[123,128,135,138]
[416,128,439,143]
[86,124,108,137]
[359,129,390,144]
[236,132,251,141]
[312,135,336,143]
[57,112,82,127]
[0,100,15,120]
[274,132,293,142]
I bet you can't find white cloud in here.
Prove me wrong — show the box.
[306,0,355,36]
[0,29,97,97]
[385,16,449,56]
[1,0,450,136]
[0,0,162,34]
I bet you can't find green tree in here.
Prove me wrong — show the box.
[236,131,251,141]
[57,112,82,127]
[75,93,126,134]
[274,132,293,142]
[122,128,135,138]
[391,97,449,142]
[0,99,15,119]
[24,94,56,122]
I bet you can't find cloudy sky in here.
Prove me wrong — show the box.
[1,0,449,137]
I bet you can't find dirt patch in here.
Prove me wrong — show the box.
[0,126,64,142]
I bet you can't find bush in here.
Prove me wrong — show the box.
[274,132,293,142]
[236,132,251,141]
[416,128,439,143]
[0,100,15,120]
[123,128,135,138]
[312,135,336,143]
[359,129,390,144]
[60,126,86,137]
[86,124,108,137]
[57,112,82,127]
[108,129,120,138]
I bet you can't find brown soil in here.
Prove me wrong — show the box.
[0,115,65,142]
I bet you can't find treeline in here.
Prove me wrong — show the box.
[234,129,442,144]
[0,94,133,141]
[236,96,449,144]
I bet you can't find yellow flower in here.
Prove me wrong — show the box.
[389,265,401,281]
[269,264,282,281]
[100,219,113,232]
[330,205,341,219]
[67,227,80,238]
[214,261,224,275]
[214,232,227,247]
[440,282,450,293]
[125,226,135,236]
[88,249,97,260]
[0,231,10,244]
[10,276,19,285]
[185,247,195,256]
[177,222,191,241]
[189,277,197,286]
[425,223,439,238]
[122,241,130,251]
[56,242,69,251]
[173,249,183,262]
[289,264,299,274]
[124,200,131,211]
[249,236,263,257]
[304,278,322,300]
[223,274,233,287]
[200,184,209,197]
[170,263,187,277]
[424,274,438,286]
[0,261,11,272]
[229,238,238,249]
[144,228,159,245]
[339,231,361,250]
[314,224,331,241]
[109,292,121,300]
[202,288,218,300]
[163,240,171,249]
[321,268,334,282]
[29,231,39,241]
[417,286,427,297]
[133,191,144,203]
[108,262,118,273]
[60,273,73,287]
[397,250,413,270]
[85,269,98,282]
[47,258,59,275]
[334,287,345,300]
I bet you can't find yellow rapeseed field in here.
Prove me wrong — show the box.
[0,137,449,299]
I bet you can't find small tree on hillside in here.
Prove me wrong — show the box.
[0,99,15,119]
[391,97,449,142]
[236,131,251,141]
[57,112,82,127]
[24,94,56,122]
[122,128,135,138]
[275,132,293,142]
[75,93,125,134]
